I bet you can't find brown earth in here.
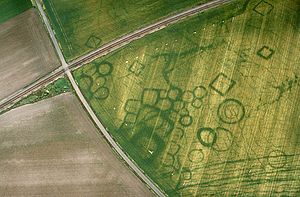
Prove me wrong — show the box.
[0,8,60,100]
[0,93,153,196]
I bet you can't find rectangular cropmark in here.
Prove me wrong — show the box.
[73,0,300,196]
[41,0,211,61]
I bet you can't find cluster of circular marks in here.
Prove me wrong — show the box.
[140,86,196,129]
[217,98,245,124]
[192,85,208,109]
[171,85,209,128]
[160,127,185,174]
[78,61,113,100]
[196,127,233,152]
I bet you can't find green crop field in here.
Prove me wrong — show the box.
[0,0,32,24]
[42,0,211,61]
[73,0,300,195]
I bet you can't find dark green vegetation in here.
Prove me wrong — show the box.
[0,77,71,115]
[74,0,300,195]
[42,0,211,61]
[0,0,32,24]
[14,77,71,108]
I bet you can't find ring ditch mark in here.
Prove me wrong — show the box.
[197,127,217,147]
[217,98,245,124]
[94,76,106,87]
[267,150,288,169]
[167,86,183,101]
[188,149,204,162]
[193,85,208,99]
[96,61,113,76]
[91,76,106,93]
[179,115,193,127]
[212,127,233,152]
[94,87,109,100]
[82,64,97,76]
[78,75,93,91]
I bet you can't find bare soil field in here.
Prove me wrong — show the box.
[0,93,153,196]
[0,8,60,100]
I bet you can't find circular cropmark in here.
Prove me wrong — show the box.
[94,76,106,87]
[79,76,93,91]
[188,149,204,162]
[97,61,113,76]
[267,150,288,169]
[179,115,193,127]
[212,127,233,152]
[82,64,97,76]
[193,86,208,99]
[197,127,217,147]
[94,87,109,100]
[217,98,245,124]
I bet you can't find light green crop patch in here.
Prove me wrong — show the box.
[41,0,211,61]
[74,0,300,196]
[0,0,32,24]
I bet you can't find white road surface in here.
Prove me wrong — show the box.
[35,0,166,196]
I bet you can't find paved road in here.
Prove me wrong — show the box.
[35,0,166,196]
[1,0,233,195]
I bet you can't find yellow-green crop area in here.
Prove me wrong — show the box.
[0,0,32,24]
[42,0,210,61]
[74,0,300,195]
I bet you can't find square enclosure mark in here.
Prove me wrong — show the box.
[257,46,275,60]
[253,1,274,16]
[209,73,236,96]
[85,35,102,49]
